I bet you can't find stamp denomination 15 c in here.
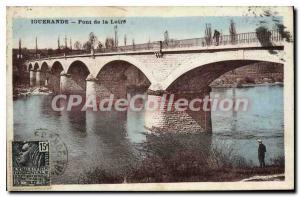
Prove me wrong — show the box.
[12,141,50,186]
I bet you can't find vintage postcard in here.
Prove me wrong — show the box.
[6,6,294,191]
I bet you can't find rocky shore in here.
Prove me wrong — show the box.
[240,173,285,182]
[13,85,53,98]
[210,76,283,88]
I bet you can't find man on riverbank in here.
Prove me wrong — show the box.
[257,139,266,168]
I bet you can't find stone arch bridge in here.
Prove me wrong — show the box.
[23,34,287,133]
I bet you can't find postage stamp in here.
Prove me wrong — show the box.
[33,130,68,177]
[12,141,50,186]
[6,6,294,191]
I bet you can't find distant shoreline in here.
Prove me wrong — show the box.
[211,82,283,89]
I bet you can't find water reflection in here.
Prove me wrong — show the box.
[211,85,284,165]
[13,85,284,184]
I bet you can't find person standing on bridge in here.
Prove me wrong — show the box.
[257,139,266,168]
[213,30,221,46]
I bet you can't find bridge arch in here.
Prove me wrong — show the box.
[161,50,284,91]
[67,60,90,75]
[33,62,39,71]
[41,62,49,71]
[154,58,283,134]
[40,62,49,86]
[165,60,283,92]
[95,59,151,98]
[48,61,64,93]
[28,63,33,71]
[96,56,155,84]
[51,61,64,74]
[66,60,91,93]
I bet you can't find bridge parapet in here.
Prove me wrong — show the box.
[27,29,285,61]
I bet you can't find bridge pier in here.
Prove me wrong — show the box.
[85,77,125,101]
[35,70,41,87]
[29,69,36,87]
[144,88,212,133]
[86,76,98,98]
[48,71,61,93]
[60,73,86,95]
[60,73,71,94]
[39,69,49,86]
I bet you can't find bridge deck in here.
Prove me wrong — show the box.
[28,30,285,61]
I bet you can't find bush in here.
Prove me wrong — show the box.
[78,133,284,183]
[274,76,283,82]
[78,166,124,184]
[244,76,255,84]
[271,155,285,167]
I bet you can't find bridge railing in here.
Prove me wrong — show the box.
[93,42,161,53]
[162,30,283,48]
[31,29,284,60]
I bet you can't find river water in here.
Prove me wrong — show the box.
[13,84,284,184]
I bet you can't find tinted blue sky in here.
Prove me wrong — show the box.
[13,16,281,49]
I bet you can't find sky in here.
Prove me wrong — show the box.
[12,16,282,49]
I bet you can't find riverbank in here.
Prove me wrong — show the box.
[13,81,283,98]
[13,85,53,98]
[210,81,283,88]
[240,173,285,182]
[209,70,284,88]
[78,161,284,183]
[78,132,284,184]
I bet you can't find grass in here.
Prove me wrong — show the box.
[78,133,285,184]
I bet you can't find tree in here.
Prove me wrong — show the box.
[147,38,151,49]
[47,48,54,56]
[81,32,98,52]
[204,23,212,46]
[83,41,92,52]
[114,25,118,47]
[132,39,135,50]
[73,41,82,50]
[124,34,127,46]
[229,20,237,44]
[96,41,103,49]
[88,32,98,50]
[255,26,272,47]
[275,23,292,42]
[164,30,169,45]
[105,38,115,49]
